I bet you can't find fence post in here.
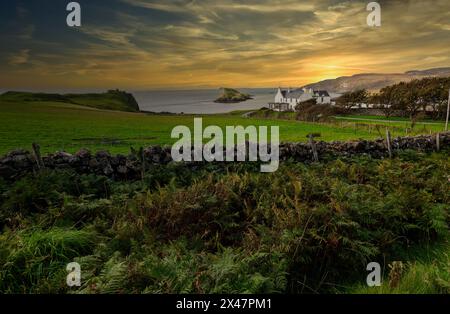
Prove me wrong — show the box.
[32,143,44,169]
[436,133,440,152]
[307,133,320,162]
[445,89,449,132]
[386,129,392,158]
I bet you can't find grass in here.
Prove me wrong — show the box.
[346,238,450,294]
[0,228,97,293]
[250,109,447,137]
[1,99,446,156]
[334,115,446,131]
[0,99,383,155]
[339,115,442,122]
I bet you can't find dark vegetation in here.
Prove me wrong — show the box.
[0,90,140,112]
[0,150,448,294]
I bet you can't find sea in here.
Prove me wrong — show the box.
[133,88,276,114]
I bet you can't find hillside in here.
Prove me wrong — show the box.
[0,90,140,112]
[303,67,450,93]
[215,88,252,103]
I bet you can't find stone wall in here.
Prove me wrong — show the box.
[1,132,449,181]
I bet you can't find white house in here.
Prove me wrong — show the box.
[269,87,332,111]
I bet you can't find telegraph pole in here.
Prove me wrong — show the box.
[446,88,450,132]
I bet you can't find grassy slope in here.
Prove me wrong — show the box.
[65,91,140,112]
[0,91,140,113]
[0,99,383,155]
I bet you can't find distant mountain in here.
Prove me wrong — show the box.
[303,67,450,93]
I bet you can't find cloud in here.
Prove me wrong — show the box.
[119,0,189,13]
[121,0,315,13]
[8,49,30,65]
[0,0,449,89]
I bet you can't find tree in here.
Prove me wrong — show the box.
[396,81,421,128]
[417,77,450,119]
[335,89,368,111]
[372,85,400,118]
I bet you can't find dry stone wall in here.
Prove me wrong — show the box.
[1,132,449,181]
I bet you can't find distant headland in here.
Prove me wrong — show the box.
[0,89,140,112]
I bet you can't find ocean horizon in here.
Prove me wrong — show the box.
[133,88,276,114]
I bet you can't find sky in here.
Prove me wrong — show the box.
[0,0,449,90]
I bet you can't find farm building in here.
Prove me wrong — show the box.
[269,87,332,111]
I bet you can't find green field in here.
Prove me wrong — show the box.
[0,98,445,156]
[249,109,447,137]
[334,115,446,131]
[0,99,378,155]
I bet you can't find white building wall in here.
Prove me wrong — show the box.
[275,88,284,103]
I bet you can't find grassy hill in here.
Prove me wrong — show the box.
[0,90,140,112]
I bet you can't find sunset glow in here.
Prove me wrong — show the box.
[1,0,450,89]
